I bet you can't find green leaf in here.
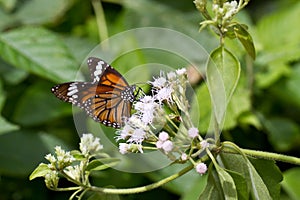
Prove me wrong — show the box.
[0,61,28,85]
[193,73,251,132]
[193,83,212,133]
[0,131,68,176]
[247,159,272,199]
[215,165,237,200]
[220,152,279,200]
[13,81,72,126]
[249,157,282,200]
[181,173,207,200]
[256,2,300,50]
[122,0,216,51]
[147,163,206,196]
[62,36,96,64]
[231,23,256,59]
[254,2,300,89]
[282,168,300,200]
[255,62,291,89]
[70,150,85,160]
[0,116,19,135]
[206,46,240,124]
[263,117,300,151]
[15,0,74,25]
[86,158,120,172]
[29,163,50,181]
[199,166,224,200]
[0,0,17,11]
[0,27,83,83]
[222,73,251,130]
[270,64,300,109]
[225,170,248,200]
[0,79,19,134]
[0,8,15,31]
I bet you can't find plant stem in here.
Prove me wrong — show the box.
[222,141,300,165]
[241,148,300,165]
[87,164,194,194]
[91,0,109,47]
[50,186,81,192]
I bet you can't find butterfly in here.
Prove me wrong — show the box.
[51,57,136,128]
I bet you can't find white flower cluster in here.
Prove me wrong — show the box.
[212,1,238,32]
[114,68,209,175]
[63,162,84,182]
[79,133,103,156]
[42,134,105,187]
[45,146,75,170]
[117,68,187,154]
[156,131,174,153]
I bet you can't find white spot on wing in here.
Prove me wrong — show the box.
[67,83,78,97]
[93,61,105,82]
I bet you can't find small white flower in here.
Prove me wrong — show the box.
[167,71,176,80]
[45,154,56,163]
[133,95,163,126]
[195,163,207,175]
[176,68,187,76]
[134,96,155,111]
[119,143,130,154]
[54,146,75,169]
[127,128,147,144]
[44,170,59,189]
[200,140,209,149]
[155,86,173,103]
[156,140,164,149]
[188,127,199,138]
[158,131,169,141]
[212,4,219,12]
[162,140,174,153]
[79,133,103,156]
[63,163,82,182]
[119,143,143,154]
[181,153,188,161]
[223,1,238,19]
[116,124,133,141]
[150,76,167,88]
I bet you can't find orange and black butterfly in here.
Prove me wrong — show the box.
[51,57,136,128]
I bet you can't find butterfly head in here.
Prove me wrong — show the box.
[121,85,136,103]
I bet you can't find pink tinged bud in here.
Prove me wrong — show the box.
[158,131,169,141]
[200,140,209,149]
[181,153,188,161]
[156,140,164,149]
[162,140,173,153]
[195,163,207,175]
[188,127,199,138]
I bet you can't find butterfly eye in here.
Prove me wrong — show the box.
[51,57,136,128]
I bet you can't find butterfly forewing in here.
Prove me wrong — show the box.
[51,57,135,128]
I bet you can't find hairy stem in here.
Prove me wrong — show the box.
[223,141,300,165]
[87,164,194,194]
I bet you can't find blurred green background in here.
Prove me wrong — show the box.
[0,0,300,199]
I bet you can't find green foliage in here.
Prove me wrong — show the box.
[0,27,82,82]
[282,168,300,200]
[199,150,282,200]
[206,46,240,124]
[0,0,300,199]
